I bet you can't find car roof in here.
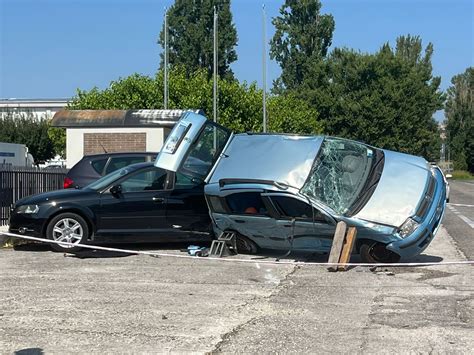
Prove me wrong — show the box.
[81,152,157,160]
[208,134,323,190]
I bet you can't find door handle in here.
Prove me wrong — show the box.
[152,197,165,203]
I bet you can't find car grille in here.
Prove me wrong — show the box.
[416,175,436,220]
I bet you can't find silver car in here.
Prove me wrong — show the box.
[155,112,446,263]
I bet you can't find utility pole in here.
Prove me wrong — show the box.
[213,6,218,125]
[262,4,267,133]
[164,7,169,109]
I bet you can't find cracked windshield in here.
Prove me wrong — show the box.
[301,138,375,215]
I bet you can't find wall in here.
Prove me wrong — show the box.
[66,128,168,168]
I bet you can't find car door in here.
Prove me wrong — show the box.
[154,112,232,181]
[164,172,212,239]
[97,167,171,241]
[216,190,284,249]
[264,193,337,252]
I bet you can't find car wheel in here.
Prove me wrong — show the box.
[46,213,89,252]
[359,242,400,263]
[236,234,259,255]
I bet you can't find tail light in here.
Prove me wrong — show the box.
[63,177,75,189]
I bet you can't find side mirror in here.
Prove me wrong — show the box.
[110,184,122,195]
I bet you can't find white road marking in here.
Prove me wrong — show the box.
[447,204,474,229]
[447,203,474,208]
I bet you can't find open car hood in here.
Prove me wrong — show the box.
[353,150,430,227]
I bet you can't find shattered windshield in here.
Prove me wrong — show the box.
[301,137,375,215]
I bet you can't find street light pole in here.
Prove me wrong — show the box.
[163,7,169,110]
[213,6,218,125]
[262,4,267,133]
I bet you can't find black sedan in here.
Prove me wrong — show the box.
[9,163,212,252]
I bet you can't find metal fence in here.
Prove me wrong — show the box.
[0,166,68,226]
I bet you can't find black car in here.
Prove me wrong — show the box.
[9,162,212,252]
[64,152,157,189]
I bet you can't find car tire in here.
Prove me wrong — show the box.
[359,241,401,263]
[46,213,89,252]
[236,234,259,255]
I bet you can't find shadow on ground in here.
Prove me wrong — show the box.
[10,241,443,265]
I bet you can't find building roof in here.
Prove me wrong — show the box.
[51,109,205,128]
[0,98,70,109]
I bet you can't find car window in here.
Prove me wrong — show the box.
[175,172,201,190]
[120,168,167,193]
[91,158,108,174]
[208,195,227,214]
[271,196,326,222]
[105,156,147,175]
[225,192,268,215]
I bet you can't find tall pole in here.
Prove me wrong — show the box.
[164,7,169,109]
[262,4,267,133]
[213,6,218,125]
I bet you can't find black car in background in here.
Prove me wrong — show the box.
[9,162,212,252]
[64,152,157,188]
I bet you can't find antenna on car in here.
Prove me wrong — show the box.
[99,142,108,154]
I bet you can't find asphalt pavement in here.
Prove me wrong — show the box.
[443,180,474,259]
[1,218,472,353]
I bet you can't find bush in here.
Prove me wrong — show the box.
[451,170,473,180]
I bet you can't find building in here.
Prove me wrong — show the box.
[51,109,202,168]
[0,98,69,120]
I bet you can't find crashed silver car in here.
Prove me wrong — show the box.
[155,112,446,262]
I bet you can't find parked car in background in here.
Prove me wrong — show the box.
[154,112,447,263]
[9,162,212,252]
[64,152,157,188]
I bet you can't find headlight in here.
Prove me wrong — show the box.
[16,205,40,214]
[398,218,419,238]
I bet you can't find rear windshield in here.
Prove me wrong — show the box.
[180,122,231,179]
[91,158,108,174]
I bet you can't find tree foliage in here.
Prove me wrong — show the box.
[158,0,238,79]
[68,67,322,135]
[445,67,474,172]
[0,114,56,163]
[276,34,444,160]
[270,0,335,91]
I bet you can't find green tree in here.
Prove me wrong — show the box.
[291,35,443,161]
[48,126,66,158]
[68,67,322,136]
[270,0,335,91]
[0,114,56,163]
[445,67,474,172]
[158,0,238,79]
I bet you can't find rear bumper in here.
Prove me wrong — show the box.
[386,167,446,258]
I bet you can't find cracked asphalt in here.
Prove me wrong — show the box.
[1,182,473,353]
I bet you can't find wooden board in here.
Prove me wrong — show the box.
[337,227,357,271]
[327,221,347,272]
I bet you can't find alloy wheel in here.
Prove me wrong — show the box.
[51,218,84,248]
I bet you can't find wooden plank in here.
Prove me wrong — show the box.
[327,221,347,271]
[337,227,357,271]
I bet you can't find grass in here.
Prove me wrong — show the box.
[450,170,474,180]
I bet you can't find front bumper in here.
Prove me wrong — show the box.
[386,167,446,258]
[8,210,46,237]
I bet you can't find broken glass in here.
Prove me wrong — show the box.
[301,138,374,215]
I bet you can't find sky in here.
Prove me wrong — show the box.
[0,0,473,120]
